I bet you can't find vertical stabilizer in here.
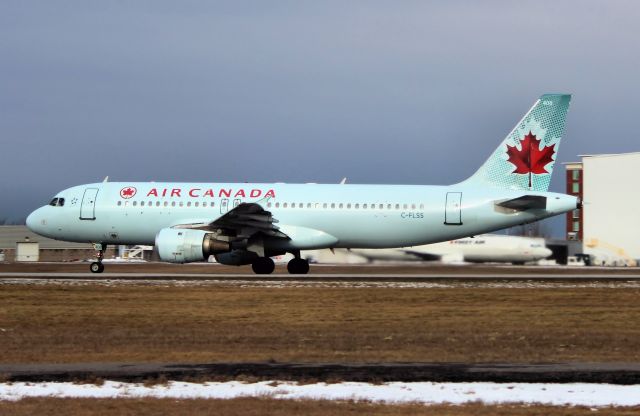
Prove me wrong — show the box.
[462,94,571,192]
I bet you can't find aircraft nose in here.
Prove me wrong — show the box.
[542,248,552,258]
[26,209,42,233]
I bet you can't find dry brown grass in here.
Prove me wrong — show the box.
[1,284,639,363]
[0,398,638,416]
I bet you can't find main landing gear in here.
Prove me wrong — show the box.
[287,252,309,275]
[250,253,310,275]
[90,243,106,273]
[287,258,309,274]
[252,257,275,275]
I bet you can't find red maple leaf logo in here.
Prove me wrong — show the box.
[506,132,555,187]
[120,187,136,199]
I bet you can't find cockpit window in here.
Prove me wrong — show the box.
[48,197,65,207]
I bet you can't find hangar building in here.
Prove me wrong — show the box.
[0,226,115,262]
[565,152,640,266]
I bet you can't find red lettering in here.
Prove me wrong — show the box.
[264,189,276,198]
[234,189,246,198]
[203,189,214,197]
[189,188,200,197]
[161,188,168,197]
[219,189,231,198]
[147,188,158,197]
[250,189,261,198]
[171,188,181,197]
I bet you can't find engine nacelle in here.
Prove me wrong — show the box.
[214,250,259,266]
[155,228,230,263]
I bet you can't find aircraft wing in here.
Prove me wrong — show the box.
[173,203,289,240]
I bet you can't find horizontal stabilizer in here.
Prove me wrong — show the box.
[496,195,547,210]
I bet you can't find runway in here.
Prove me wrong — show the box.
[2,361,640,384]
[2,276,640,289]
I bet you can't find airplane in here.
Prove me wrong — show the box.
[339,234,553,265]
[26,94,578,275]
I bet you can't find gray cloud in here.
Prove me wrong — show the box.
[1,1,639,228]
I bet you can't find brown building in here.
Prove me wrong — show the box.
[564,162,583,241]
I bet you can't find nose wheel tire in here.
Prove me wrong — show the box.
[287,258,309,275]
[90,262,104,273]
[251,257,275,274]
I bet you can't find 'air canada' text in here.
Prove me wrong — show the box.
[145,188,276,199]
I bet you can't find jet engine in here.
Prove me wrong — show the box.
[155,228,230,263]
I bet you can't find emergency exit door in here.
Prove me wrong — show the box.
[444,192,462,225]
[80,188,99,220]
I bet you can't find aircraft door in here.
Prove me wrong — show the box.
[220,198,229,214]
[444,192,462,225]
[80,188,99,220]
[233,199,241,208]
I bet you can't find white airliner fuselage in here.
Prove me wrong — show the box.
[347,234,552,264]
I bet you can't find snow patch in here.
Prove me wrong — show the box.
[1,381,640,407]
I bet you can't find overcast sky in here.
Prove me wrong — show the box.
[1,1,639,225]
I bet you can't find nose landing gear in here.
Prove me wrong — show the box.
[90,243,106,273]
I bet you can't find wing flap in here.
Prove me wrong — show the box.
[170,203,288,240]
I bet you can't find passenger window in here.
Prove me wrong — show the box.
[420,203,424,209]
[307,203,312,208]
[156,201,160,207]
[395,204,400,210]
[339,203,344,209]
[164,201,168,207]
[363,204,367,209]
[355,203,359,209]
[203,202,207,207]
[187,202,191,207]
[283,203,288,208]
[195,202,199,207]
[267,202,272,208]
[211,202,215,207]
[387,204,392,209]
[117,201,122,206]
[275,202,280,208]
[323,203,327,209]
[331,203,335,209]
[133,201,137,206]
[140,201,145,207]
[347,203,351,209]
[179,202,184,207]
[379,204,383,209]
[411,204,416,210]
[403,204,408,209]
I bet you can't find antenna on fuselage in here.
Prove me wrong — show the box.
[339,177,347,184]
[103,176,109,183]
